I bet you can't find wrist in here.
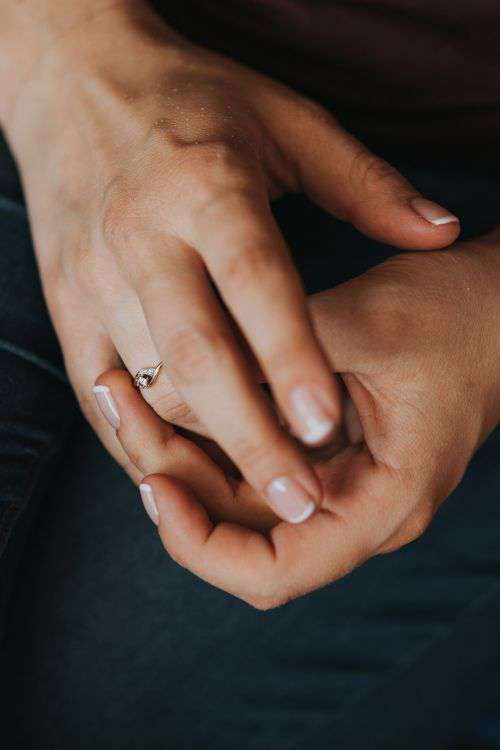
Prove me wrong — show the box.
[0,0,182,135]
[460,232,500,426]
[462,228,500,294]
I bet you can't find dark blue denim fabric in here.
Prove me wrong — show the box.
[0,134,76,631]
[0,127,500,749]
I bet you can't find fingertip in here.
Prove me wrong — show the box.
[95,367,132,391]
[93,368,139,432]
[139,482,159,525]
[410,197,460,228]
[353,197,461,251]
[142,473,213,544]
[265,475,320,524]
[301,418,335,447]
[407,197,461,249]
[92,378,122,431]
[288,380,342,449]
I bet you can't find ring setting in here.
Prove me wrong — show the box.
[134,361,163,389]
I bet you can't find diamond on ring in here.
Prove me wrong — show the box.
[134,362,163,389]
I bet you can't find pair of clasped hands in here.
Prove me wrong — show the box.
[5,4,499,607]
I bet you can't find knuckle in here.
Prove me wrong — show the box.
[349,149,400,195]
[183,140,250,179]
[101,188,144,255]
[215,243,275,291]
[149,391,196,428]
[123,457,140,481]
[378,539,402,555]
[193,186,260,238]
[175,147,260,232]
[125,447,147,474]
[291,95,339,134]
[244,594,282,611]
[243,581,288,610]
[166,322,234,387]
[409,511,432,541]
[179,141,251,196]
[263,334,310,378]
[231,433,284,480]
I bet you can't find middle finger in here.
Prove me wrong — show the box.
[131,238,323,523]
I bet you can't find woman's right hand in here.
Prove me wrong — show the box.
[0,1,460,521]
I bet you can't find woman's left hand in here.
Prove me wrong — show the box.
[98,232,500,607]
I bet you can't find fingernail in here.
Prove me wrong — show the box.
[266,477,316,524]
[93,385,120,429]
[139,483,159,525]
[410,197,459,226]
[290,385,334,445]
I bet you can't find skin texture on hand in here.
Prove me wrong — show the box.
[97,235,500,607]
[1,1,460,521]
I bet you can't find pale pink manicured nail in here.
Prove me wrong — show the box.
[139,483,159,525]
[266,477,316,524]
[93,385,120,429]
[290,385,334,445]
[410,197,459,226]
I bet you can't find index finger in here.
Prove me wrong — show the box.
[142,447,413,607]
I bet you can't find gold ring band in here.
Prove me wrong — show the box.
[134,361,163,389]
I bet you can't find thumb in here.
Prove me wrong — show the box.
[285,104,460,250]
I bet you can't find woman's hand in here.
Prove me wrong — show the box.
[0,1,460,520]
[103,232,500,607]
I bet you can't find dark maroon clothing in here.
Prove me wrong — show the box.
[160,1,500,154]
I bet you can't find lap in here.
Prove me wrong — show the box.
[3,420,500,750]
